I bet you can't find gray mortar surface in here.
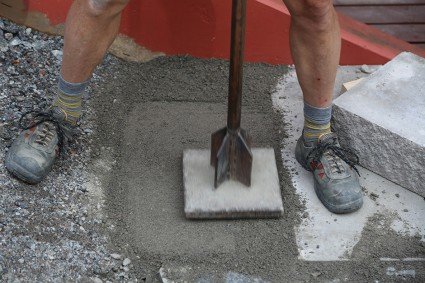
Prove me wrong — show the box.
[92,56,424,282]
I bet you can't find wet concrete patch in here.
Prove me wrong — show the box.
[91,56,424,281]
[92,57,307,280]
[108,101,284,255]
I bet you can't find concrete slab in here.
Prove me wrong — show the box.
[333,52,425,196]
[271,66,425,261]
[183,149,283,219]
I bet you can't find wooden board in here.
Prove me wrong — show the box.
[372,24,425,42]
[341,78,365,93]
[335,6,425,24]
[1,0,25,9]
[334,0,425,49]
[0,0,27,24]
[334,0,425,5]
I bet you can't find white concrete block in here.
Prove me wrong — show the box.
[183,148,283,219]
[333,52,425,196]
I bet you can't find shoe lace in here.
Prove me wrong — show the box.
[307,137,360,176]
[19,111,66,154]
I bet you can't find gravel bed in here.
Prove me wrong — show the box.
[0,18,138,282]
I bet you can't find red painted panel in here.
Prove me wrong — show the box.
[118,0,292,64]
[24,0,425,65]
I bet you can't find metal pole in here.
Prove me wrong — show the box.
[227,0,247,131]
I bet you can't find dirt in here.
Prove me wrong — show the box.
[91,56,424,282]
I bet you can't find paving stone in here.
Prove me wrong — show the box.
[333,52,425,196]
[183,148,283,219]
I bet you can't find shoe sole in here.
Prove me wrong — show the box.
[5,152,43,184]
[295,140,363,214]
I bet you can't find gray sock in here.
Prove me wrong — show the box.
[303,102,332,144]
[52,75,90,126]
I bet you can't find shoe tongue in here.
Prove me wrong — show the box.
[318,132,336,144]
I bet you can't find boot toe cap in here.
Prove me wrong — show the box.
[5,151,48,184]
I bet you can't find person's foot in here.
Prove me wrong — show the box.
[5,108,76,184]
[295,132,363,214]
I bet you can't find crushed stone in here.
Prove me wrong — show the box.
[0,18,135,282]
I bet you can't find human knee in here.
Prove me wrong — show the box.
[291,0,334,31]
[87,0,130,17]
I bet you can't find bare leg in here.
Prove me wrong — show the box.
[61,0,130,82]
[284,1,363,214]
[282,0,340,107]
[5,0,132,184]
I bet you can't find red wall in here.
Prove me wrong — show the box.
[24,0,425,65]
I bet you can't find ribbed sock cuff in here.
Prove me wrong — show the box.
[303,102,332,125]
[58,75,91,96]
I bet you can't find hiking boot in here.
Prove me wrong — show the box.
[5,108,76,184]
[295,132,363,214]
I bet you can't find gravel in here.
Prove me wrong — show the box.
[0,18,137,282]
[122,258,131,267]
